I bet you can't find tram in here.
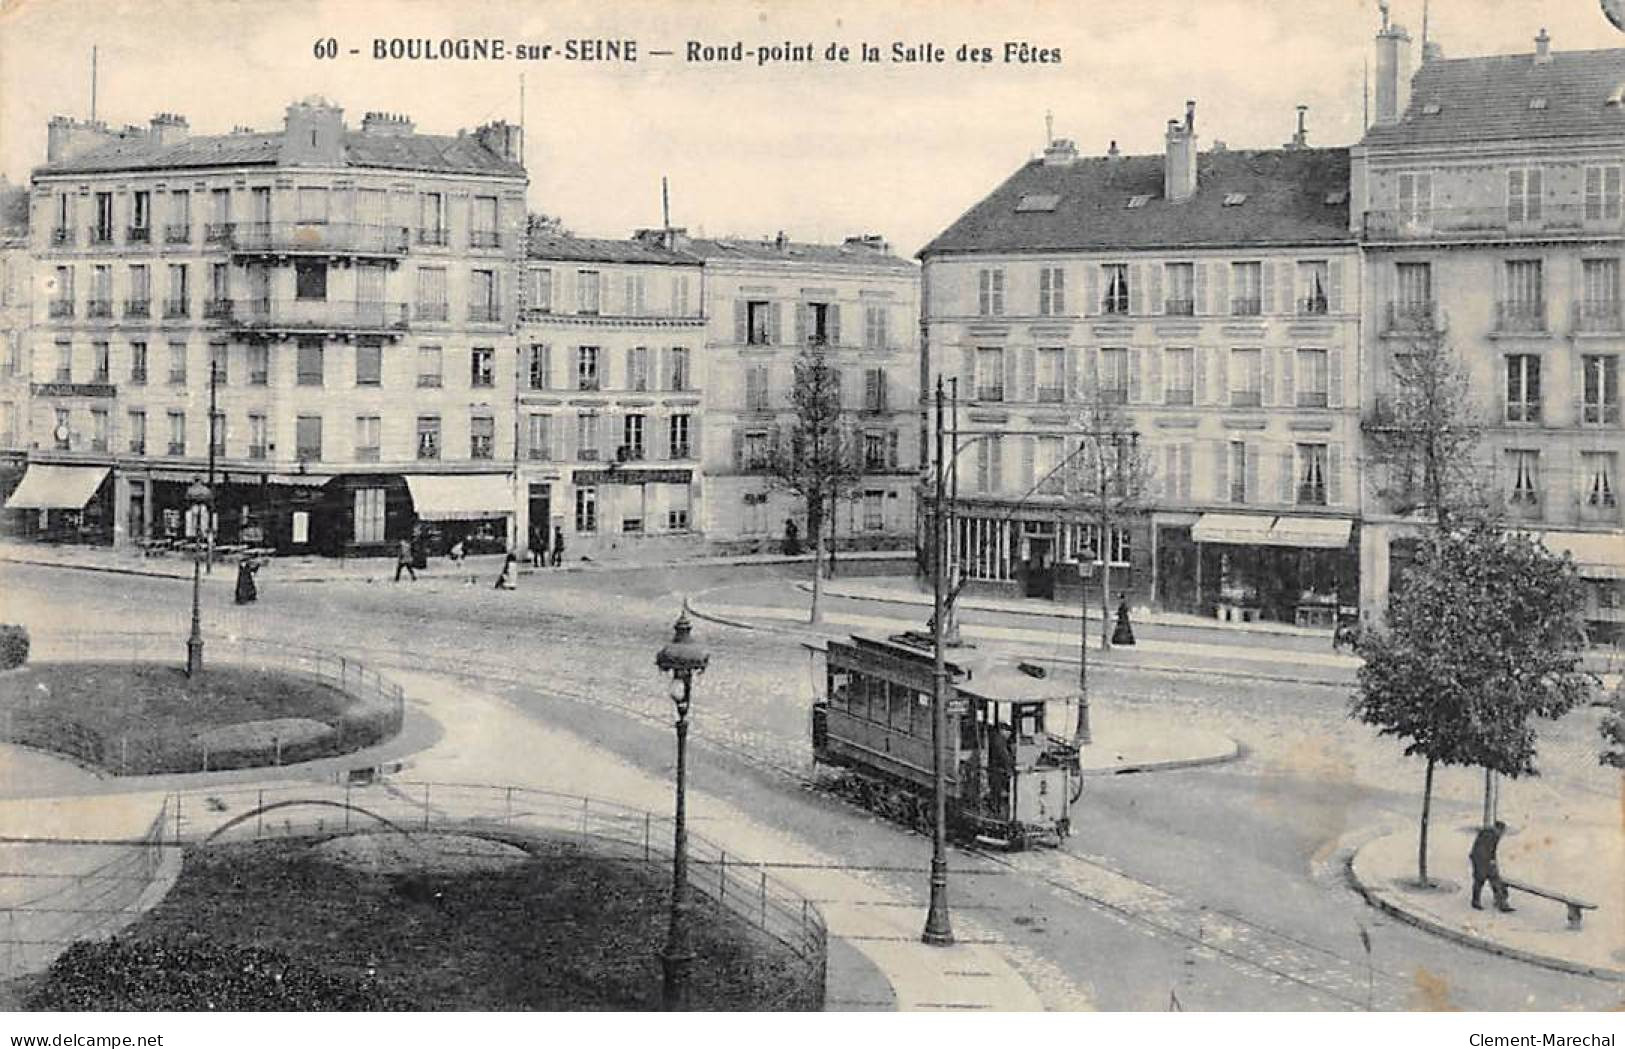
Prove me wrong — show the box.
[810,632,1081,849]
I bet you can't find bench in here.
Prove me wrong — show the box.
[1503,879,1599,929]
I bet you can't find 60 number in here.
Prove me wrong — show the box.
[313,37,339,59]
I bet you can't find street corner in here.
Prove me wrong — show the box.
[1348,824,1625,981]
[1077,705,1242,775]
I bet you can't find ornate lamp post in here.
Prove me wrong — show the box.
[655,612,709,1010]
[185,478,213,678]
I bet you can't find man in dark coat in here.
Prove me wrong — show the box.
[529,523,547,568]
[1470,820,1514,912]
[394,537,417,582]
[551,525,565,567]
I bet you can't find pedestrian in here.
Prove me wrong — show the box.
[1111,593,1136,646]
[551,525,565,567]
[448,538,465,564]
[234,556,260,605]
[394,537,417,582]
[783,518,801,556]
[530,523,547,568]
[494,553,517,590]
[1469,820,1514,912]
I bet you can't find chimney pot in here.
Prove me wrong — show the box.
[1107,140,1120,158]
[1534,28,1551,63]
[1184,99,1196,132]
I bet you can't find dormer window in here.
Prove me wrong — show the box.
[1324,190,1348,205]
[1223,193,1247,207]
[1528,97,1548,110]
[1126,195,1150,209]
[1016,193,1060,213]
[1421,103,1442,115]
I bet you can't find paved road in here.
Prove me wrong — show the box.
[1,560,1617,1011]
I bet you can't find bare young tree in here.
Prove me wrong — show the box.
[1065,396,1155,651]
[767,346,863,623]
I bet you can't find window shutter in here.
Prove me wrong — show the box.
[1130,264,1144,315]
[1022,436,1035,490]
[1278,447,1295,503]
[1214,264,1229,314]
[658,348,670,392]
[1281,349,1296,406]
[1193,264,1207,315]
[877,368,888,411]
[1528,168,1544,221]
[688,415,701,463]
[1149,265,1164,315]
[653,412,668,460]
[770,302,782,344]
[795,303,808,345]
[1245,442,1260,504]
[1283,262,1297,314]
[1022,347,1036,402]
[1163,445,1177,500]
[829,304,842,346]
[1085,348,1100,398]
[732,427,745,472]
[734,300,747,344]
[1179,445,1192,500]
[1213,348,1229,404]
[1261,349,1274,408]
[1193,346,1207,404]
[1328,444,1343,505]
[1063,346,1076,402]
[558,413,575,462]
[1328,349,1344,408]
[1053,268,1066,313]
[843,367,859,409]
[624,348,635,392]
[1085,266,1099,316]
[864,367,879,410]
[1004,348,1019,401]
[990,437,1003,492]
[1261,262,1275,316]
[568,346,579,388]
[1146,346,1162,403]
[888,429,899,469]
[1128,347,1142,403]
[961,345,975,388]
[1213,441,1229,502]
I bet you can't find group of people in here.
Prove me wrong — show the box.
[392,524,565,588]
[527,524,565,568]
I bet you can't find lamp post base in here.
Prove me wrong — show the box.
[921,861,954,945]
[186,637,204,678]
[660,948,693,1010]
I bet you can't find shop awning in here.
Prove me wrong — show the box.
[405,474,512,521]
[1540,530,1625,580]
[3,465,109,510]
[267,474,331,488]
[1267,516,1354,549]
[1191,513,1275,546]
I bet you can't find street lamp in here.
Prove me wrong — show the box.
[185,478,213,678]
[655,611,709,1010]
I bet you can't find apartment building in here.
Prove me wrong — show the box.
[9,98,526,555]
[0,180,29,504]
[1353,28,1625,638]
[517,232,705,560]
[680,233,920,553]
[920,107,1362,624]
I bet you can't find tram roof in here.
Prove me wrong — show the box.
[832,634,1080,705]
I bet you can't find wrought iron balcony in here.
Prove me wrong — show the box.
[1384,301,1439,334]
[222,298,411,333]
[205,222,235,244]
[124,298,150,318]
[1164,297,1195,316]
[126,226,151,244]
[415,302,449,322]
[1364,203,1625,241]
[1495,300,1547,334]
[48,300,74,318]
[86,298,113,319]
[49,228,75,248]
[163,224,192,244]
[417,228,449,247]
[1231,297,1262,317]
[469,230,502,249]
[203,299,233,319]
[1572,299,1623,335]
[163,299,190,319]
[468,303,501,323]
[228,222,411,255]
[87,226,115,246]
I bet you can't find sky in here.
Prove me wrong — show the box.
[1,0,1622,257]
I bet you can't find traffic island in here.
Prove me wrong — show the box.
[11,830,823,1011]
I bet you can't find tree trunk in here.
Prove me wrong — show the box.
[810,530,824,625]
[1099,503,1113,650]
[1417,756,1436,886]
[826,492,837,578]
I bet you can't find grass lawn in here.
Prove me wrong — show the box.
[0,662,394,774]
[15,834,818,1011]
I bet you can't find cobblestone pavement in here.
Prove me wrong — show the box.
[2,560,1619,1011]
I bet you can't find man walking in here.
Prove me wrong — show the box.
[394,536,417,582]
[1470,820,1514,912]
[551,525,565,567]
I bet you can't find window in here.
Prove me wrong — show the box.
[416,416,441,460]
[419,193,445,244]
[295,260,327,301]
[130,191,150,234]
[745,364,770,410]
[977,268,1005,315]
[1164,262,1194,315]
[746,300,773,345]
[628,346,649,391]
[1229,441,1248,503]
[1297,443,1328,505]
[865,305,890,349]
[354,488,386,544]
[470,416,495,460]
[1501,260,1544,330]
[530,268,553,313]
[672,274,692,317]
[127,410,146,455]
[470,196,498,248]
[575,487,598,533]
[863,367,889,411]
[167,410,186,456]
[250,186,270,225]
[416,267,448,321]
[1581,259,1621,329]
[296,339,324,386]
[50,265,74,317]
[127,265,149,316]
[1582,355,1620,425]
[206,263,229,314]
[974,435,1002,492]
[1507,167,1543,225]
[247,413,267,459]
[90,408,108,452]
[354,416,381,461]
[623,274,647,316]
[356,341,382,386]
[1507,449,1540,506]
[528,344,550,390]
[1229,348,1262,407]
[622,414,645,461]
[1505,354,1541,423]
[130,341,148,385]
[863,432,886,471]
[470,269,498,322]
[297,187,328,224]
[976,347,1004,401]
[1298,261,1329,315]
[1394,261,1433,327]
[805,302,832,344]
[1035,435,1064,494]
[294,415,322,461]
[53,341,72,382]
[1584,165,1623,222]
[1231,262,1262,315]
[1038,267,1066,316]
[417,345,442,388]
[91,192,113,243]
[669,414,692,459]
[863,490,885,531]
[165,264,188,317]
[247,344,268,386]
[89,265,111,316]
[743,429,770,471]
[667,485,691,531]
[576,270,601,315]
[670,347,691,391]
[1100,347,1129,404]
[577,346,600,391]
[1296,349,1329,408]
[209,342,228,386]
[527,413,551,460]
[1102,264,1129,314]
[1164,348,1194,405]
[1036,348,1065,403]
[89,342,108,383]
[576,412,600,461]
[167,341,187,385]
[1583,452,1617,511]
[1397,171,1432,227]
[166,190,190,242]
[470,347,495,388]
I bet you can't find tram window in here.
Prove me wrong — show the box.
[828,669,851,712]
[1018,710,1041,742]
[889,683,911,731]
[864,676,886,722]
[914,691,932,739]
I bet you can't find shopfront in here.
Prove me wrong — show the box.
[1161,512,1357,625]
[2,464,113,544]
[404,473,515,556]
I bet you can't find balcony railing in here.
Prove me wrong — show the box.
[48,300,74,318]
[124,298,151,318]
[355,446,381,463]
[1297,483,1328,507]
[130,369,147,385]
[415,302,449,322]
[163,299,189,319]
[87,226,115,246]
[469,230,502,249]
[86,298,113,319]
[1164,388,1194,406]
[163,224,191,244]
[1231,297,1262,317]
[1164,297,1195,316]
[167,441,186,456]
[1384,301,1438,334]
[417,228,449,247]
[203,299,232,319]
[1230,390,1263,408]
[1297,391,1330,409]
[468,304,501,323]
[223,298,411,332]
[126,226,150,244]
[1581,398,1621,426]
[1299,297,1329,316]
[1364,203,1625,241]
[204,222,234,244]
[1495,300,1547,334]
[229,222,411,256]
[976,384,1004,402]
[129,440,146,455]
[247,445,267,460]
[1572,299,1623,334]
[1036,385,1065,404]
[50,228,75,247]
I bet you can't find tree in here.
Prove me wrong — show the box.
[1350,522,1594,885]
[525,212,571,239]
[1600,678,1625,770]
[1065,395,1154,651]
[767,345,863,623]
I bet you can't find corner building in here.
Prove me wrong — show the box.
[14,99,526,555]
[920,109,1363,624]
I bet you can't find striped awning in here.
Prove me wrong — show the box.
[405,474,512,521]
[1267,516,1354,549]
[1540,530,1625,580]
[1191,513,1275,546]
[3,465,109,510]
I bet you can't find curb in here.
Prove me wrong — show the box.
[1343,841,1624,983]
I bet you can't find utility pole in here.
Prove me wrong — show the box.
[206,359,218,572]
[922,378,953,946]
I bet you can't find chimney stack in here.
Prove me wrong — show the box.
[1534,28,1551,64]
[1042,137,1078,166]
[361,111,416,136]
[45,116,113,163]
[280,96,345,165]
[1107,140,1120,159]
[1373,21,1414,126]
[1286,105,1309,149]
[474,120,523,164]
[1164,101,1199,203]
[148,112,189,147]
